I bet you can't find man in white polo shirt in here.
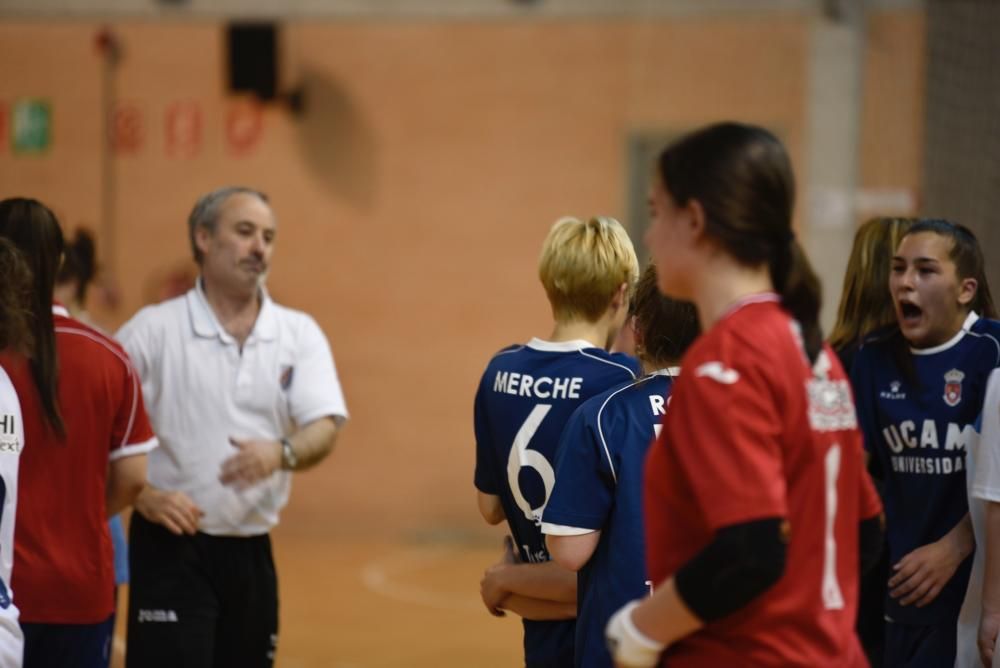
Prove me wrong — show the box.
[117,186,348,668]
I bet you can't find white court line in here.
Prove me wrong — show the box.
[360,545,484,613]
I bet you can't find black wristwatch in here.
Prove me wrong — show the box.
[280,438,298,471]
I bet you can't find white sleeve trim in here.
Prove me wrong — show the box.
[540,522,597,536]
[296,408,350,429]
[109,436,159,461]
[971,485,1000,504]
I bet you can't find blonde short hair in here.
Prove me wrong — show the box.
[538,216,639,323]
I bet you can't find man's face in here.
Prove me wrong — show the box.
[197,193,277,293]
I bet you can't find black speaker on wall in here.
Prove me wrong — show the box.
[227,22,277,101]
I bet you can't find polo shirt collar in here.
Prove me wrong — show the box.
[188,277,278,343]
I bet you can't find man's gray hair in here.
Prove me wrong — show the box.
[187,186,269,264]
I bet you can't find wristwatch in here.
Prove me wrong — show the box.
[280,438,298,471]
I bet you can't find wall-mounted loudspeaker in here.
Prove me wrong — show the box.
[227,23,277,101]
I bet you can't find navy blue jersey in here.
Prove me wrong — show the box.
[473,338,639,667]
[541,369,676,668]
[852,313,1000,625]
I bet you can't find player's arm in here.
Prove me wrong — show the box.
[859,514,885,575]
[106,453,148,517]
[480,536,576,620]
[857,464,885,574]
[606,517,787,667]
[477,492,505,525]
[481,559,577,605]
[499,595,576,621]
[134,484,203,535]
[889,512,973,607]
[979,502,1000,666]
[546,531,601,572]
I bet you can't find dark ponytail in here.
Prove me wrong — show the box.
[771,238,824,364]
[0,238,34,357]
[57,228,97,306]
[0,198,66,436]
[658,122,824,363]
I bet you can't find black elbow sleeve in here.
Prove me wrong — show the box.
[674,517,787,622]
[859,515,884,575]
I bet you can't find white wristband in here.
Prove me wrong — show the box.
[605,600,665,668]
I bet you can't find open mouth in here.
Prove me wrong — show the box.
[899,301,922,323]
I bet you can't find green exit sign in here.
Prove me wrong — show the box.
[12,99,51,154]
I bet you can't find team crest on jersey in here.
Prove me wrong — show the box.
[943,369,965,407]
[807,378,858,432]
[280,365,294,391]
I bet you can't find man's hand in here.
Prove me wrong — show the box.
[219,437,282,490]
[889,537,965,607]
[979,611,1000,667]
[135,485,203,536]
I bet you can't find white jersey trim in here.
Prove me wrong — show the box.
[596,370,673,484]
[540,522,596,536]
[109,436,159,461]
[577,349,637,379]
[970,485,1000,504]
[526,338,599,352]
[910,312,979,355]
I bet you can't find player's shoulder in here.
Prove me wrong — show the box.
[688,305,783,368]
[55,314,136,379]
[971,315,1000,335]
[853,324,900,365]
[581,372,670,421]
[481,343,527,370]
[572,346,639,380]
[967,316,1000,356]
[56,314,128,355]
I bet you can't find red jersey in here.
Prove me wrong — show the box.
[0,309,156,623]
[644,295,881,667]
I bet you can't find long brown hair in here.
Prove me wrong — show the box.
[658,122,824,363]
[0,237,34,356]
[0,198,66,435]
[828,217,915,352]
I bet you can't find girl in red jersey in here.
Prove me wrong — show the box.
[0,199,157,668]
[604,123,883,667]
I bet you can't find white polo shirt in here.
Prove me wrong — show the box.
[117,281,348,536]
[0,367,23,665]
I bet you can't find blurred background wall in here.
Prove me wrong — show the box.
[0,0,940,541]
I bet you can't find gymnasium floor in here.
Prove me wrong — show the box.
[111,527,525,667]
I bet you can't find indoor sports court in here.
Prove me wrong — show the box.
[1,0,998,666]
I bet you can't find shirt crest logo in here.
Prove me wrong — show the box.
[879,380,906,400]
[943,368,965,407]
[694,361,740,385]
[280,365,294,391]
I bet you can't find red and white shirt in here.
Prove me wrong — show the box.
[0,307,157,623]
[644,295,881,667]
